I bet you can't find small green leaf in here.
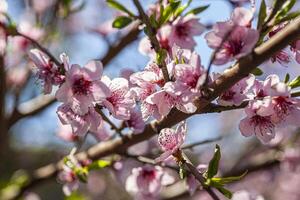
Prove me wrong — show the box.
[159,1,181,25]
[87,160,111,170]
[277,11,300,23]
[275,0,296,21]
[112,16,133,29]
[174,0,192,17]
[251,68,263,76]
[179,166,186,179]
[284,73,290,83]
[106,0,135,17]
[185,5,209,16]
[217,187,233,199]
[257,0,267,29]
[207,144,221,179]
[288,76,300,89]
[149,14,158,29]
[211,171,248,184]
[74,168,88,183]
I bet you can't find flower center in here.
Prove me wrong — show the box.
[175,24,189,38]
[72,76,92,95]
[141,169,156,181]
[224,40,244,56]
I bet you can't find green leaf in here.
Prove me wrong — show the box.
[251,68,263,76]
[174,0,192,17]
[87,160,111,170]
[106,0,135,17]
[74,168,88,183]
[288,76,300,89]
[159,1,181,25]
[149,14,158,29]
[217,187,233,199]
[211,171,248,185]
[275,0,296,21]
[185,5,210,16]
[277,11,300,23]
[257,0,267,29]
[179,166,186,179]
[112,16,133,29]
[207,144,221,179]
[284,73,290,83]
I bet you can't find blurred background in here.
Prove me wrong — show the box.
[1,0,300,199]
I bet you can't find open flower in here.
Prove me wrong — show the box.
[155,121,187,162]
[217,74,255,106]
[56,61,110,115]
[205,7,258,65]
[29,49,65,94]
[170,14,205,49]
[125,165,174,200]
[125,109,145,134]
[57,104,102,136]
[101,76,135,120]
[239,99,276,143]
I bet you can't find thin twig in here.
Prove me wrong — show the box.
[132,0,170,82]
[182,136,223,150]
[17,31,63,68]
[95,105,123,137]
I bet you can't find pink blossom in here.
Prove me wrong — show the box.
[125,165,174,200]
[28,49,65,94]
[155,121,187,162]
[270,50,290,66]
[239,99,276,143]
[56,61,110,115]
[205,23,258,65]
[218,74,255,106]
[230,7,253,27]
[125,109,145,134]
[57,104,102,136]
[170,14,205,49]
[101,76,135,120]
[146,83,197,119]
[173,51,206,101]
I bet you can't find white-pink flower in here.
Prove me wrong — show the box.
[239,99,276,143]
[57,104,102,136]
[205,8,258,65]
[29,49,65,94]
[56,61,110,115]
[217,74,255,106]
[155,121,187,162]
[205,24,258,65]
[170,14,205,49]
[125,109,145,134]
[125,165,174,200]
[101,76,135,120]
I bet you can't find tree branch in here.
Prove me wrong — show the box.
[7,17,300,200]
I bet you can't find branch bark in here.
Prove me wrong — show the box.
[7,17,300,200]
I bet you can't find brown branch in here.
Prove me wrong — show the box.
[7,17,300,200]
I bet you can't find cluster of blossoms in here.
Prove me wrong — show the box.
[139,3,205,57]
[29,49,145,138]
[217,73,300,143]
